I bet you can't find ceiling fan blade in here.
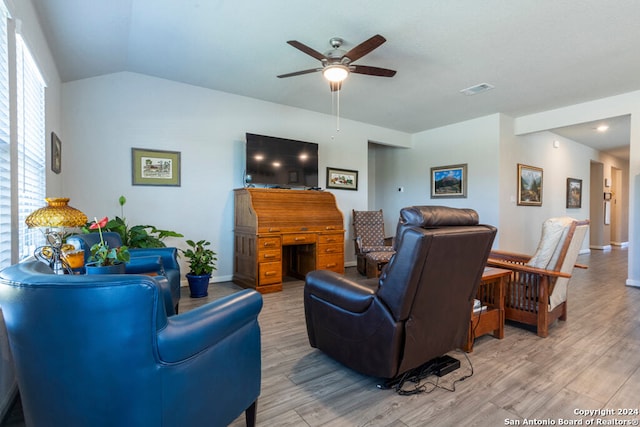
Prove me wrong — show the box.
[329,81,342,92]
[351,65,396,77]
[277,68,321,78]
[343,34,386,63]
[286,40,327,61]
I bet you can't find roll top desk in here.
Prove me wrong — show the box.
[233,188,345,293]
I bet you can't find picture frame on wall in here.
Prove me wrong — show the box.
[131,148,181,186]
[326,167,358,191]
[430,163,467,198]
[566,177,582,208]
[51,132,62,174]
[517,163,543,206]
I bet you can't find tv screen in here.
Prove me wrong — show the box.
[245,133,319,188]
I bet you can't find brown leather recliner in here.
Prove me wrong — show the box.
[304,206,497,379]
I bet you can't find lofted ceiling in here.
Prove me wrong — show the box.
[31,0,640,156]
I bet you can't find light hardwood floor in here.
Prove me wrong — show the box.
[3,248,638,426]
[185,247,639,427]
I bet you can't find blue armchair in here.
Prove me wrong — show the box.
[0,261,263,427]
[67,232,182,313]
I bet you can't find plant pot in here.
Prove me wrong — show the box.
[186,273,211,298]
[85,262,126,275]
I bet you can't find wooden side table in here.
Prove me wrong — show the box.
[463,267,511,352]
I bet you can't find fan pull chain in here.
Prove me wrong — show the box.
[330,87,340,132]
[336,88,340,131]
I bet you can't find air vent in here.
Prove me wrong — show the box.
[460,83,495,96]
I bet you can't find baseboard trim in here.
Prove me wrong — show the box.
[589,245,612,251]
[611,241,629,247]
[578,248,591,255]
[625,279,640,288]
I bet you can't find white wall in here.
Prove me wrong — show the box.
[504,130,593,254]
[372,114,502,243]
[515,91,640,286]
[57,71,638,286]
[372,112,627,257]
[61,72,411,280]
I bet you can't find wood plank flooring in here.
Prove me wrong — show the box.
[2,248,638,426]
[187,247,638,427]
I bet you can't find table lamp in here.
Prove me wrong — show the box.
[25,197,87,274]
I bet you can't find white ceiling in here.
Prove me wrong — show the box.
[551,115,630,160]
[31,0,640,156]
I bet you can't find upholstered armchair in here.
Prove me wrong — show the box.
[0,261,263,427]
[305,206,496,380]
[487,217,589,337]
[352,209,395,278]
[0,312,16,422]
[67,232,181,313]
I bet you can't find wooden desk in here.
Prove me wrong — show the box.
[463,267,511,352]
[233,188,345,293]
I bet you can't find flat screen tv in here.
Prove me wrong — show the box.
[245,133,319,188]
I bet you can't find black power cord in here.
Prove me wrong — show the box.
[392,351,474,396]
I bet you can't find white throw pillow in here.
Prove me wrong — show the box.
[527,217,575,270]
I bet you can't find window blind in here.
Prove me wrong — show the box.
[16,34,46,262]
[0,6,11,268]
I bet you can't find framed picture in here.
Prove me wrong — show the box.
[131,148,181,186]
[566,178,582,208]
[326,167,358,191]
[517,164,543,206]
[430,163,467,198]
[51,132,62,174]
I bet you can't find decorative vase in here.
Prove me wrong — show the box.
[85,262,126,275]
[186,273,211,298]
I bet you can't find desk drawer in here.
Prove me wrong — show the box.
[282,234,316,245]
[258,249,281,262]
[258,237,281,249]
[318,243,342,255]
[259,261,282,285]
[317,253,344,273]
[318,233,344,245]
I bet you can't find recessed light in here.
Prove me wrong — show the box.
[460,83,495,96]
[596,125,609,132]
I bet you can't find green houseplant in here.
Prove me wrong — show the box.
[180,239,217,298]
[83,196,183,248]
[85,216,130,274]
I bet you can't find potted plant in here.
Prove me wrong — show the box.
[180,239,217,298]
[85,216,130,274]
[83,196,183,248]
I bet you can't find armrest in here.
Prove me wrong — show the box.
[488,249,531,263]
[125,255,164,275]
[150,275,176,316]
[305,270,377,313]
[156,289,262,363]
[130,247,179,271]
[486,258,572,279]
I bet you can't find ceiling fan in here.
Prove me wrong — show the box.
[277,34,396,91]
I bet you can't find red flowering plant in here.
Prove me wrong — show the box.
[87,216,130,266]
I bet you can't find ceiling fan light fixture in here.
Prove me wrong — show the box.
[323,64,349,83]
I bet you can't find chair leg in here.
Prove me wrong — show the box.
[245,400,257,427]
[537,279,550,338]
[174,303,179,314]
[559,300,567,321]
